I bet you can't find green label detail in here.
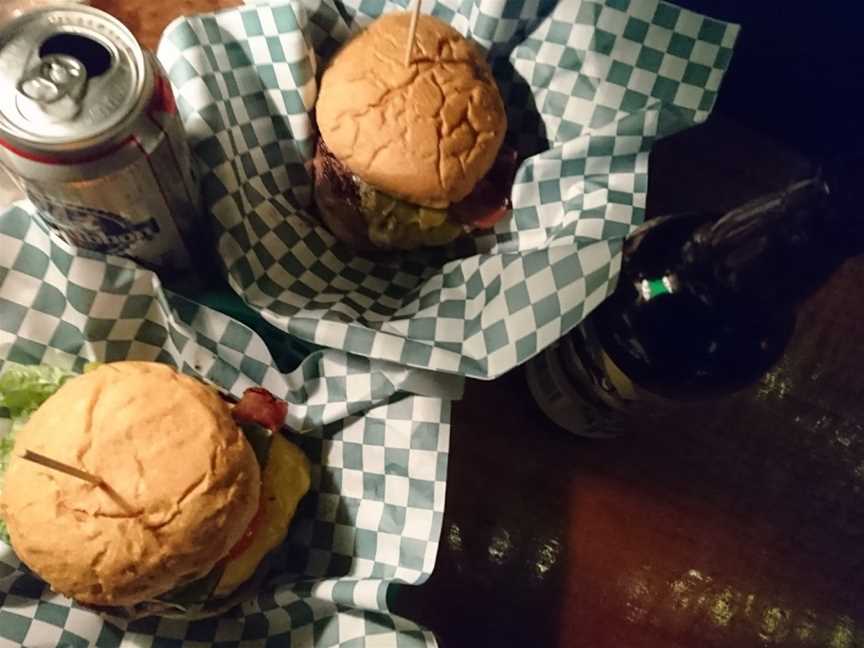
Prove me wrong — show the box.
[646,278,671,298]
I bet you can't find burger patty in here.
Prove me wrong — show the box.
[313,139,465,250]
[312,139,375,250]
[312,137,518,250]
[313,138,360,209]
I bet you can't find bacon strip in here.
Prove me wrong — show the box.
[226,504,264,560]
[451,145,519,230]
[231,387,288,432]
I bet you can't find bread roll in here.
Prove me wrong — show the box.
[0,362,261,606]
[316,13,507,209]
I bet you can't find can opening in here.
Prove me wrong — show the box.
[39,34,112,78]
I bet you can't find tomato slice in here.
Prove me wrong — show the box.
[451,146,519,230]
[231,387,288,432]
[460,204,511,230]
[226,502,264,560]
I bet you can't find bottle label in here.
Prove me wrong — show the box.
[599,350,639,401]
[576,320,672,415]
[526,341,624,438]
[642,277,673,300]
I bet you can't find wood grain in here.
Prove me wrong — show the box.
[90,0,239,51]
[397,121,864,647]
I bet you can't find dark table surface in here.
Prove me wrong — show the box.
[396,122,864,648]
[93,2,864,645]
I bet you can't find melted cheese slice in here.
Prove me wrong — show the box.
[215,434,310,595]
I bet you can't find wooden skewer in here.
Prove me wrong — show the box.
[404,0,423,66]
[20,450,102,484]
[19,450,137,514]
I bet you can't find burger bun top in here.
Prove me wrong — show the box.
[0,362,261,607]
[316,13,508,209]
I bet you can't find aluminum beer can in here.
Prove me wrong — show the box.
[0,5,202,273]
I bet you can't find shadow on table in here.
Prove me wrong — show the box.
[392,339,864,647]
[391,369,572,647]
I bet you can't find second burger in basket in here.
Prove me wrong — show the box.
[0,361,310,619]
[313,13,517,251]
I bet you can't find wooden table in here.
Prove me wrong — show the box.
[92,2,864,646]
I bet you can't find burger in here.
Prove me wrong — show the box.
[312,13,517,251]
[0,361,311,619]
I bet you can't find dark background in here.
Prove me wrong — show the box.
[673,2,863,158]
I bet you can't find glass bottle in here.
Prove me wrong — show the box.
[527,160,863,437]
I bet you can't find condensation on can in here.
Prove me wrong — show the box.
[0,5,202,274]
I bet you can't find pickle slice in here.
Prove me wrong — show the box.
[359,185,460,249]
[418,207,448,229]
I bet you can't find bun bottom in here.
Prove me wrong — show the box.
[312,146,475,253]
[88,557,272,621]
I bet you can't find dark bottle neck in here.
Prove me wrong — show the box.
[684,165,859,310]
[587,160,861,400]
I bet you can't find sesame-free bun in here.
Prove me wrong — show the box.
[316,13,507,209]
[0,362,261,607]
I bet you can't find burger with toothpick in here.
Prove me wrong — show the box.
[0,361,311,619]
[312,11,517,251]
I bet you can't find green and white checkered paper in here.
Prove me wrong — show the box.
[0,203,445,647]
[158,0,739,379]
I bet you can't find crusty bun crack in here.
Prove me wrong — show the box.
[313,13,517,250]
[0,362,310,619]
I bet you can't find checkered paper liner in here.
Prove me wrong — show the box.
[0,203,446,647]
[157,0,739,379]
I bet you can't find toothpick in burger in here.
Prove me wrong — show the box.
[313,13,517,251]
[0,361,311,619]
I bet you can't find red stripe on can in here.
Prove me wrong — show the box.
[147,73,177,117]
[0,134,135,165]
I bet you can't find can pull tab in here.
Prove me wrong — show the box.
[16,54,88,122]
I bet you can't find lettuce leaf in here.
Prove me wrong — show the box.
[0,363,74,542]
[0,363,74,418]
